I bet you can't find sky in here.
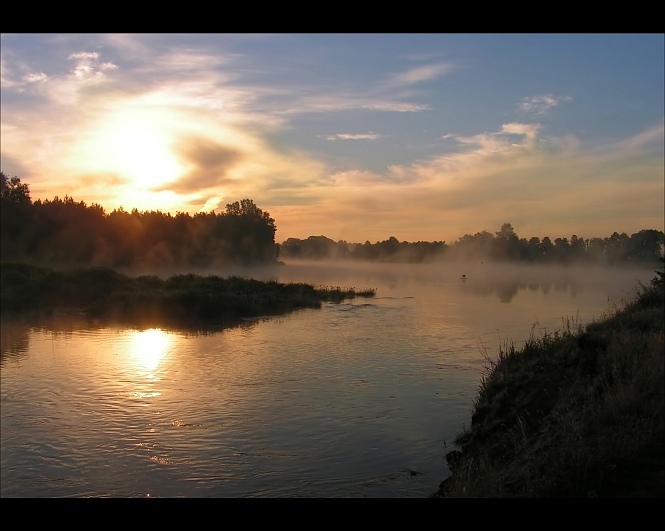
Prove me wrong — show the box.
[1,33,663,244]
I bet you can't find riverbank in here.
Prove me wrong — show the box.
[432,261,664,498]
[0,262,375,330]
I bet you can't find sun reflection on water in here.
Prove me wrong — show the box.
[130,328,172,376]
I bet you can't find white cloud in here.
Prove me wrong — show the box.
[501,123,541,146]
[1,36,661,244]
[518,94,572,115]
[0,56,48,90]
[23,72,49,84]
[437,123,544,159]
[147,50,231,73]
[277,95,430,115]
[326,133,380,141]
[363,101,431,112]
[386,62,455,86]
[616,121,664,151]
[68,51,118,85]
[69,52,100,60]
[0,58,13,88]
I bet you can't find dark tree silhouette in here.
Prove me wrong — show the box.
[0,175,280,269]
[2,174,663,269]
[1,173,31,204]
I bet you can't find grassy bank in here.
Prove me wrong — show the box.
[0,262,375,330]
[433,260,664,498]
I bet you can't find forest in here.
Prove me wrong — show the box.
[1,173,279,270]
[2,172,663,270]
[280,226,664,265]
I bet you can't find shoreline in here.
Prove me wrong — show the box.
[0,262,376,331]
[432,262,664,498]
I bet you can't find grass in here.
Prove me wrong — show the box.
[433,260,664,498]
[0,262,376,330]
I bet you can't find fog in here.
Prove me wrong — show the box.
[3,257,657,372]
[189,258,657,305]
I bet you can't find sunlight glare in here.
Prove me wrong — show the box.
[130,328,172,374]
[81,107,186,189]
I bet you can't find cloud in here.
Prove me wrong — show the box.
[326,133,381,141]
[363,101,430,112]
[220,117,662,240]
[386,62,455,86]
[100,34,154,58]
[251,64,445,117]
[431,123,545,169]
[0,69,48,90]
[455,132,512,152]
[68,51,118,84]
[276,119,665,242]
[0,43,334,214]
[53,41,437,123]
[0,54,48,90]
[271,122,663,243]
[23,72,49,84]
[1,36,661,244]
[154,51,231,73]
[615,121,664,151]
[518,94,572,116]
[13,50,122,107]
[159,137,243,193]
[277,94,431,115]
[329,169,395,185]
[0,58,12,88]
[500,123,541,147]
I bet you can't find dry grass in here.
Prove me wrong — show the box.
[434,262,664,498]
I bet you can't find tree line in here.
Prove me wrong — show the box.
[280,223,664,265]
[3,173,663,269]
[1,173,278,270]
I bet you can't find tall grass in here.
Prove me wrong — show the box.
[434,261,664,497]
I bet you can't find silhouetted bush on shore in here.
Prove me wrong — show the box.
[0,262,375,330]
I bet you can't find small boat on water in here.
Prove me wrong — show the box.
[461,274,467,281]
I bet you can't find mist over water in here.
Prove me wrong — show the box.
[0,260,656,497]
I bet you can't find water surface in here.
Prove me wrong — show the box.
[1,261,654,497]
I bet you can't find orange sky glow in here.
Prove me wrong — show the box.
[1,34,663,244]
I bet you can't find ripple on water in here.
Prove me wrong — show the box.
[3,263,653,497]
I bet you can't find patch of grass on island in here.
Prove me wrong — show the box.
[433,259,664,498]
[0,262,376,329]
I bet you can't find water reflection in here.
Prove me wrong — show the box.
[454,265,588,303]
[1,261,657,498]
[457,276,580,303]
[261,260,605,302]
[0,319,30,364]
[130,328,171,375]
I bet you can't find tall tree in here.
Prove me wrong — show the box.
[627,229,665,263]
[1,173,31,204]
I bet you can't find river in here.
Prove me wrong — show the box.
[0,260,656,497]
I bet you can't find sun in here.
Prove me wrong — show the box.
[86,107,186,189]
[66,100,191,203]
[61,96,249,213]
